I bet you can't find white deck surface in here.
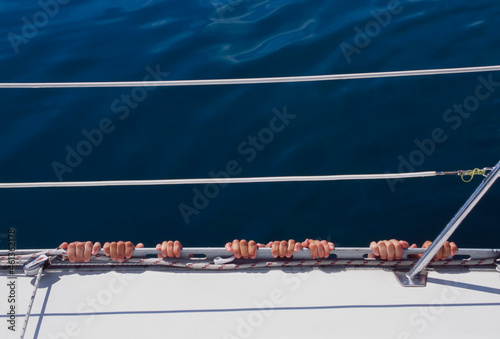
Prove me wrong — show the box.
[2,267,500,338]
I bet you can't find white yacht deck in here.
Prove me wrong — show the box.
[2,264,499,339]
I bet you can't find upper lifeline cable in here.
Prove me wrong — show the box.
[1,65,499,88]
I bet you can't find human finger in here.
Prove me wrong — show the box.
[370,241,379,257]
[161,240,169,258]
[159,241,168,258]
[384,240,395,261]
[225,242,232,252]
[434,246,444,260]
[450,242,457,257]
[67,242,77,263]
[59,242,70,260]
[286,240,295,258]
[328,242,335,251]
[155,243,161,258]
[240,239,249,259]
[294,242,302,252]
[232,240,241,259]
[443,241,452,259]
[377,241,387,260]
[271,241,280,258]
[308,239,318,259]
[84,241,93,262]
[76,242,85,263]
[109,242,117,261]
[316,240,325,258]
[92,242,101,255]
[166,241,174,258]
[103,242,111,257]
[125,241,134,259]
[279,240,287,258]
[248,240,257,259]
[399,240,410,249]
[320,240,330,258]
[116,241,125,262]
[136,243,144,248]
[440,241,451,260]
[391,239,403,260]
[173,241,182,258]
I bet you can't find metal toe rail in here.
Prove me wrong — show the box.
[1,247,499,270]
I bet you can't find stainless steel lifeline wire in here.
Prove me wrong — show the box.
[0,169,490,189]
[1,65,499,88]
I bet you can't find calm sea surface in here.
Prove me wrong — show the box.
[0,0,499,249]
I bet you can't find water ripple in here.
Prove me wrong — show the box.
[221,19,316,63]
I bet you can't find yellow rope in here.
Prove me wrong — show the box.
[461,168,486,182]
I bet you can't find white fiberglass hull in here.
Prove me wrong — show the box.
[1,266,499,339]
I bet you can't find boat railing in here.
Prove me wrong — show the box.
[1,66,500,287]
[1,160,499,285]
[1,247,499,269]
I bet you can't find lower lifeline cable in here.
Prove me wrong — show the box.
[0,168,492,189]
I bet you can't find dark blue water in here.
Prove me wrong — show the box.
[0,0,499,250]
